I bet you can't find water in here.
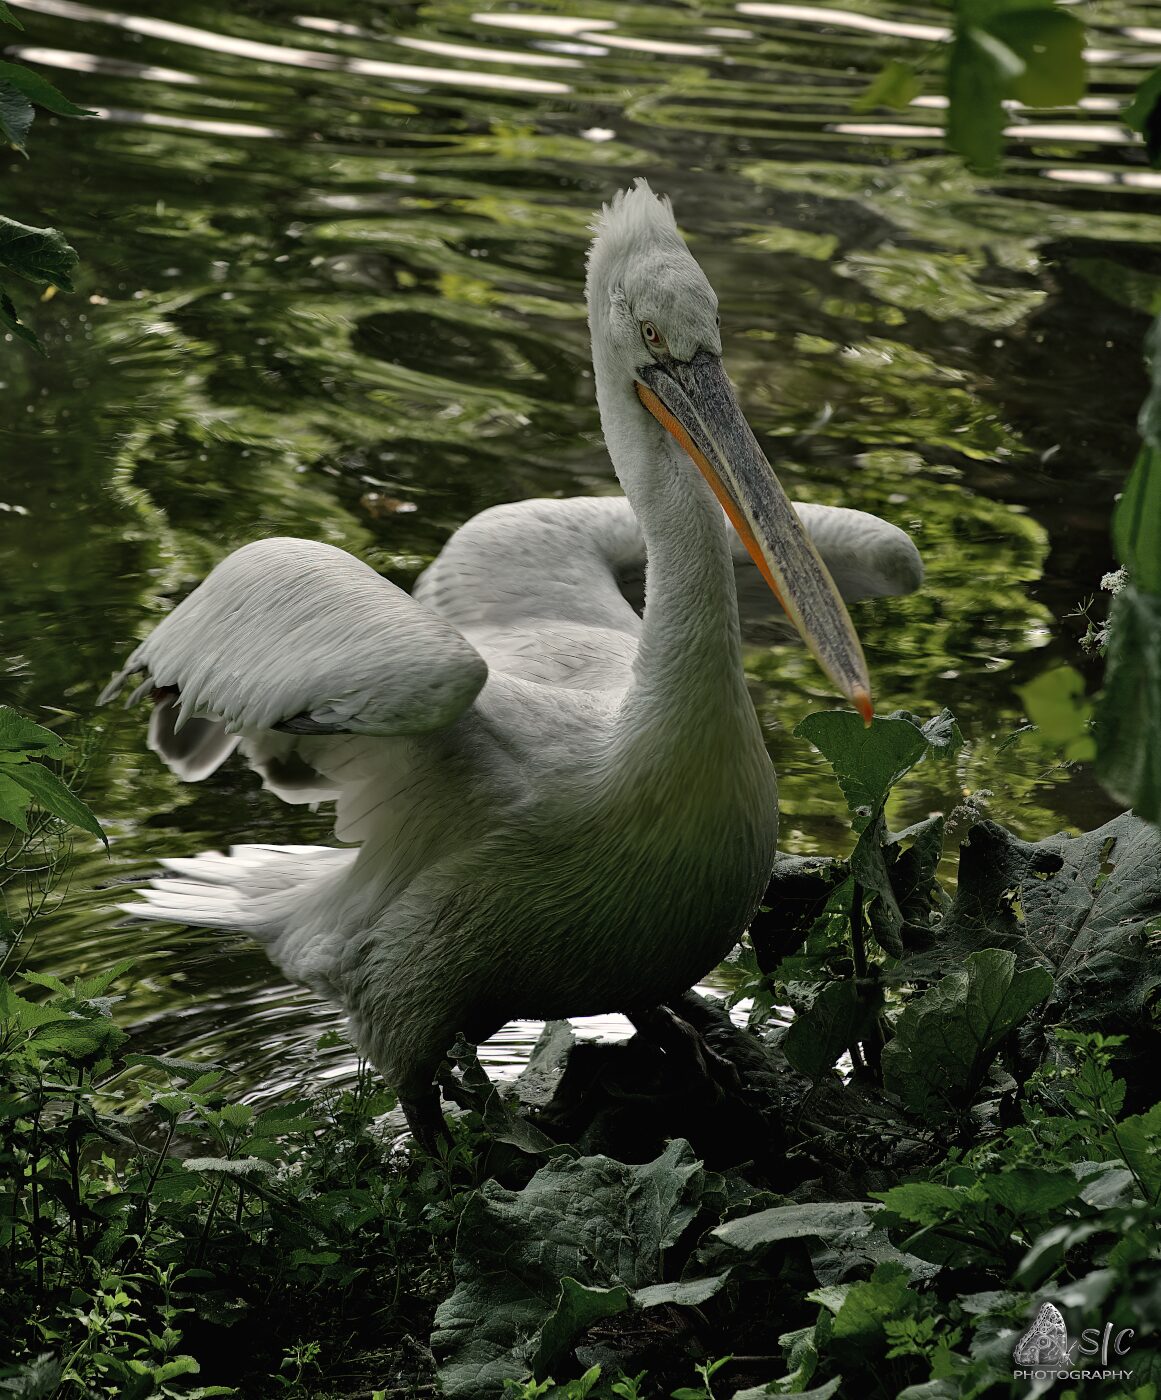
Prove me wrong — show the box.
[3,0,1160,1101]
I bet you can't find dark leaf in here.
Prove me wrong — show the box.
[881,949,1052,1120]
[1097,584,1161,822]
[0,288,44,352]
[932,814,1161,1034]
[753,853,849,971]
[1125,68,1161,167]
[432,1141,705,1398]
[0,61,91,117]
[1113,446,1161,595]
[784,977,884,1080]
[0,216,78,291]
[0,755,106,844]
[0,78,32,152]
[947,31,1006,172]
[0,707,70,758]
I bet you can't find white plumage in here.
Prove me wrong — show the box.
[105,182,922,1144]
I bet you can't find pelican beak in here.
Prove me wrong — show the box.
[636,349,873,722]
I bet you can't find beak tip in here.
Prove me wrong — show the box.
[853,688,874,727]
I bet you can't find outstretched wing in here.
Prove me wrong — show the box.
[102,536,487,783]
[415,495,922,684]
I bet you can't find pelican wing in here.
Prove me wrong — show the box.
[414,495,921,686]
[102,537,488,780]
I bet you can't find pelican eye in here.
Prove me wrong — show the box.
[641,320,662,348]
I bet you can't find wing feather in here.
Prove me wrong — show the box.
[103,537,488,779]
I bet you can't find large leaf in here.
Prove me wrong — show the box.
[931,814,1161,1035]
[947,30,1007,173]
[946,3,1085,172]
[0,707,70,758]
[1096,313,1161,820]
[1097,583,1161,821]
[0,61,91,118]
[712,1201,879,1255]
[784,978,884,1081]
[882,949,1052,1120]
[432,1140,705,1398]
[0,215,78,291]
[0,754,106,844]
[794,710,960,831]
[1126,69,1161,169]
[0,287,44,352]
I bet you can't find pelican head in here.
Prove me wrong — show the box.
[586,179,873,721]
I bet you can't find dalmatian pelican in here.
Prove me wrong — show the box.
[103,181,921,1148]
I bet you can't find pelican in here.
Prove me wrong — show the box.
[103,182,921,1148]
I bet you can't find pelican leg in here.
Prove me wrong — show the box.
[400,1085,453,1156]
[627,1004,743,1101]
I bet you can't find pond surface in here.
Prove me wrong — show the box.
[3,0,1161,1101]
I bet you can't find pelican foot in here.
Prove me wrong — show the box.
[627,1004,744,1103]
[400,1086,454,1157]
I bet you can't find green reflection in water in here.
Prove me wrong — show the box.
[2,0,1159,1096]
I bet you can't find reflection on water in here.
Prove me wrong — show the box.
[3,0,1160,1102]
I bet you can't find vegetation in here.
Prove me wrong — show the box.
[2,1,1159,1396]
[0,4,85,352]
[1,697,1158,1398]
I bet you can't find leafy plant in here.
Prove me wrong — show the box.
[1096,313,1161,824]
[0,8,88,351]
[856,0,1085,173]
[0,706,105,844]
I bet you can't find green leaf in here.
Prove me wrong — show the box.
[947,31,1006,172]
[0,769,32,831]
[0,707,70,757]
[828,1263,919,1362]
[633,1274,729,1308]
[1125,68,1161,168]
[529,1279,629,1375]
[0,2,23,27]
[918,814,1161,1036]
[850,812,905,956]
[856,60,921,112]
[794,710,958,830]
[184,1157,276,1177]
[733,1382,842,1400]
[124,1051,223,1082]
[0,979,74,1031]
[0,215,78,291]
[1096,584,1161,822]
[946,5,1085,172]
[0,755,106,844]
[881,949,1052,1120]
[711,1201,878,1254]
[1113,446,1161,595]
[432,1141,705,1398]
[990,9,1085,107]
[0,78,33,152]
[784,978,884,1080]
[1117,1102,1161,1203]
[0,287,44,352]
[0,61,91,117]
[1016,664,1095,762]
